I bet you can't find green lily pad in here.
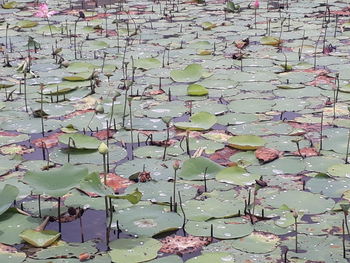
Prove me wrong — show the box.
[23,164,89,197]
[0,209,40,245]
[0,184,19,216]
[185,218,253,239]
[115,205,182,237]
[32,240,98,259]
[16,20,38,28]
[228,135,266,150]
[183,198,242,221]
[231,232,280,253]
[174,112,216,131]
[66,62,96,73]
[327,164,350,178]
[134,58,161,70]
[215,166,260,186]
[185,252,235,263]
[109,237,162,263]
[263,190,335,214]
[0,244,26,263]
[260,36,282,46]
[187,84,208,96]
[171,64,203,83]
[179,157,224,180]
[79,172,114,196]
[58,133,101,150]
[20,229,60,248]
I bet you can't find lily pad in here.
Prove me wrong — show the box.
[23,164,89,197]
[174,112,216,131]
[228,135,266,150]
[58,133,101,150]
[231,232,280,253]
[134,58,161,70]
[109,237,162,263]
[215,166,260,186]
[187,84,208,96]
[115,205,182,237]
[20,229,60,248]
[179,157,224,180]
[171,64,203,83]
[0,184,19,216]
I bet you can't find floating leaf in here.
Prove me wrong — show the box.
[187,84,208,96]
[109,237,162,263]
[20,229,60,248]
[174,112,216,131]
[260,36,282,46]
[58,133,101,150]
[134,58,161,70]
[23,164,89,197]
[179,157,224,180]
[216,166,260,186]
[185,252,235,263]
[0,184,19,216]
[16,20,38,28]
[170,64,203,83]
[115,205,182,237]
[231,232,280,253]
[228,135,266,150]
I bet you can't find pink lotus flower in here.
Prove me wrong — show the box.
[35,3,57,18]
[253,0,260,8]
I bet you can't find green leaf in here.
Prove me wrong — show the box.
[16,20,38,28]
[174,112,217,131]
[79,172,114,196]
[187,84,208,96]
[215,166,260,186]
[58,133,101,150]
[110,188,142,204]
[170,64,203,83]
[134,58,161,70]
[179,157,224,180]
[23,164,89,197]
[228,135,266,150]
[109,237,162,263]
[20,229,60,248]
[115,205,182,236]
[260,36,282,46]
[0,184,19,216]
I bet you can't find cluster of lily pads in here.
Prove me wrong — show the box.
[2,0,350,262]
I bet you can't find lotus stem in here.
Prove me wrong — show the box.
[346,129,350,164]
[79,207,84,243]
[58,197,61,232]
[74,18,80,59]
[38,195,41,218]
[128,98,134,155]
[293,211,298,253]
[107,197,113,248]
[178,191,186,233]
[343,219,346,258]
[35,216,50,232]
[335,73,340,103]
[210,223,214,242]
[186,130,190,157]
[24,73,28,113]
[173,170,177,210]
[40,84,45,137]
[46,17,53,37]
[320,111,324,151]
[162,123,170,161]
[203,167,208,192]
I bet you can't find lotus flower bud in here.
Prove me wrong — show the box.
[98,142,108,155]
[173,160,180,171]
